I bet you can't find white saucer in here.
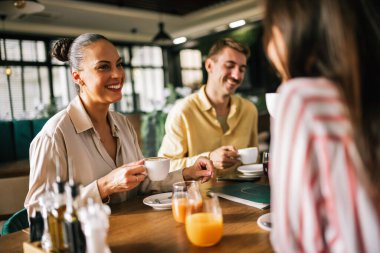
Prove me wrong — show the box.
[238,173,262,179]
[143,192,172,210]
[257,213,272,231]
[237,164,263,174]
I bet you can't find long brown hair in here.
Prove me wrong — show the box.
[263,0,380,193]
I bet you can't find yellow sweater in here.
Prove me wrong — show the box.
[158,85,258,172]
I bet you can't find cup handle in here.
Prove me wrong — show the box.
[141,166,148,176]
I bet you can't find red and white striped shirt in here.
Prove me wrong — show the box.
[270,78,380,253]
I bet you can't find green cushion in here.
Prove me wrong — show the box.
[0,121,16,162]
[13,120,33,160]
[1,208,29,236]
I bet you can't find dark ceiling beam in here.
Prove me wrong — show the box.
[73,0,233,16]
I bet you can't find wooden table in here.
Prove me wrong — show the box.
[0,178,274,253]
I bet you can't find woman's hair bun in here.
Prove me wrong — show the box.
[51,38,74,62]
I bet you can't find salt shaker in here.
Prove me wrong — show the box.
[38,192,54,252]
[79,199,111,253]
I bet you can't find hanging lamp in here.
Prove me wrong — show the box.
[152,22,172,46]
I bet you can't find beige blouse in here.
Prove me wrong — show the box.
[25,96,183,215]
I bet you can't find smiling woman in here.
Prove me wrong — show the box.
[25,33,215,219]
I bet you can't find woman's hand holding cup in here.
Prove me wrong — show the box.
[97,160,147,200]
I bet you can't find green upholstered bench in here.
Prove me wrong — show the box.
[0,118,48,164]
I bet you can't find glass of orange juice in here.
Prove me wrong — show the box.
[172,181,202,223]
[185,193,223,247]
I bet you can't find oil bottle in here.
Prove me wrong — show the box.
[63,159,86,253]
[50,158,68,252]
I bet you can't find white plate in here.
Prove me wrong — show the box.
[143,192,172,210]
[257,213,272,231]
[237,164,263,174]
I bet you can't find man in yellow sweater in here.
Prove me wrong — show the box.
[158,38,258,172]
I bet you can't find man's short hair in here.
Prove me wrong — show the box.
[207,38,250,60]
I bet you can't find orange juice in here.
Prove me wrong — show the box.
[172,198,203,223]
[185,213,223,247]
[172,198,187,223]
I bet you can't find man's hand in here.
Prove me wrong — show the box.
[183,157,214,183]
[209,145,239,169]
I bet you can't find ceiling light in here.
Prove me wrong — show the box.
[173,37,187,45]
[152,22,172,46]
[14,0,26,9]
[0,0,44,17]
[229,20,246,29]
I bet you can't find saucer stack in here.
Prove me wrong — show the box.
[237,164,263,178]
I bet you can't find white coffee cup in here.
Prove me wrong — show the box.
[144,157,170,181]
[238,147,258,165]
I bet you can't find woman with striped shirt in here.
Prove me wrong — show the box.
[263,0,380,252]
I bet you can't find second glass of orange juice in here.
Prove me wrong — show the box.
[172,181,202,223]
[185,193,223,247]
